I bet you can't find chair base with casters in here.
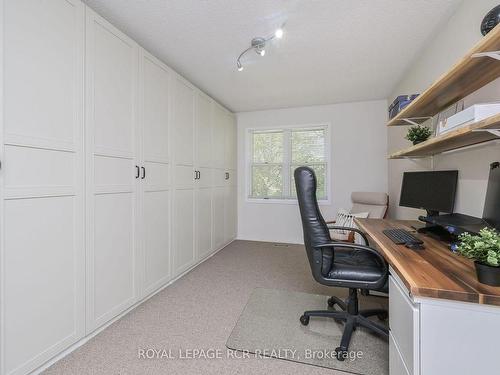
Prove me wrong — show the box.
[299,288,388,361]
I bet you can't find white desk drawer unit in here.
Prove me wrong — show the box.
[389,273,419,375]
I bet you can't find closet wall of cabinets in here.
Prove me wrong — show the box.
[0,2,237,375]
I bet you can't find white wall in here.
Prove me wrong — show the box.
[236,100,388,244]
[388,0,500,219]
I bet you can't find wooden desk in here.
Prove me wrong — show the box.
[355,218,500,306]
[355,218,500,375]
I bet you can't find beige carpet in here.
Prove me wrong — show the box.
[226,288,388,374]
[44,240,384,375]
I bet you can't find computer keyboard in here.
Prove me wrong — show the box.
[382,229,423,245]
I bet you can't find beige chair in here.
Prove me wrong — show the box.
[328,192,389,242]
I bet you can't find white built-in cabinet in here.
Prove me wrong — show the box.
[224,110,237,243]
[0,1,237,375]
[85,7,139,333]
[139,51,172,298]
[212,105,238,249]
[172,77,196,276]
[195,93,214,260]
[0,1,85,374]
[171,79,238,277]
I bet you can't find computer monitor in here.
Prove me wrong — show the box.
[482,162,500,230]
[399,170,458,216]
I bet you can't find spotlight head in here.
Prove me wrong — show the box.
[275,28,284,39]
[251,37,266,57]
[237,60,244,71]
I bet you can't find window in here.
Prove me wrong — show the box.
[248,125,329,201]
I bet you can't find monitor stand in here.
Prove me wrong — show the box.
[417,211,489,240]
[417,223,453,241]
[417,212,454,242]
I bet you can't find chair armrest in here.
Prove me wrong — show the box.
[326,225,369,246]
[347,231,355,243]
[316,242,388,281]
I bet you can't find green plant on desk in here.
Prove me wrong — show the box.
[457,228,500,286]
[405,125,432,145]
[457,228,500,266]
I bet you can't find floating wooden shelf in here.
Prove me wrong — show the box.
[388,24,500,126]
[389,113,500,159]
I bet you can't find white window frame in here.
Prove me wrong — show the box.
[245,123,331,205]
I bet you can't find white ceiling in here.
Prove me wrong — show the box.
[84,0,461,112]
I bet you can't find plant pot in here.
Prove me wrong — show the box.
[412,139,427,145]
[474,261,500,286]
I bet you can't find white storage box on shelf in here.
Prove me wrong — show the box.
[438,103,500,134]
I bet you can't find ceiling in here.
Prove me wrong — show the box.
[84,0,461,112]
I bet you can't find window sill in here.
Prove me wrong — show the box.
[246,197,331,205]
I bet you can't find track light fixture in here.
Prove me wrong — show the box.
[236,26,284,71]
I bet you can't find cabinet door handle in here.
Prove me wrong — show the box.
[198,170,201,180]
[194,170,198,180]
[141,166,146,179]
[225,172,229,180]
[135,165,140,179]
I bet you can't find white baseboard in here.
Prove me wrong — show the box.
[235,236,303,245]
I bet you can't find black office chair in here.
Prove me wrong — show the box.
[294,166,389,360]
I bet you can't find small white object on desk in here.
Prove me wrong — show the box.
[438,102,500,134]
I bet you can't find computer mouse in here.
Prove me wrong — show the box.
[405,241,425,250]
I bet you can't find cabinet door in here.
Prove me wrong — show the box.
[196,187,212,260]
[196,93,212,168]
[140,51,171,297]
[224,113,237,170]
[194,92,217,262]
[173,182,195,276]
[1,1,85,374]
[224,186,237,243]
[212,186,226,250]
[212,105,226,169]
[142,189,170,294]
[389,275,419,375]
[85,9,139,332]
[172,78,194,166]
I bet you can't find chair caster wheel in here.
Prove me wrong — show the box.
[327,297,335,307]
[377,311,388,321]
[335,347,347,361]
[300,315,310,326]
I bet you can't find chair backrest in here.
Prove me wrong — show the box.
[294,166,332,278]
[351,192,388,219]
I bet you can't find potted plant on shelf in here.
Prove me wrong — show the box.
[456,228,500,286]
[405,125,432,145]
